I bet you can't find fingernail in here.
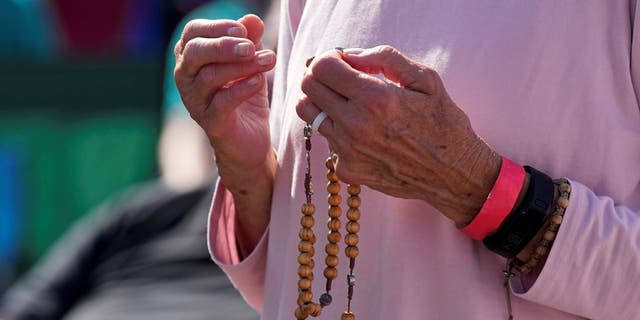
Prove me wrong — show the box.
[247,74,261,86]
[234,42,251,57]
[342,48,364,56]
[256,51,275,66]
[228,26,243,37]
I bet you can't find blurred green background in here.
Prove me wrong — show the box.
[0,0,213,289]
[0,61,161,266]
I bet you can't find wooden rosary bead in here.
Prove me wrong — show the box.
[328,194,342,206]
[344,234,359,246]
[324,267,338,279]
[347,184,361,195]
[327,182,341,194]
[299,278,312,290]
[559,182,571,193]
[310,304,323,317]
[301,203,316,215]
[299,290,313,304]
[299,144,363,318]
[328,206,342,219]
[328,218,341,231]
[527,256,540,268]
[550,214,563,225]
[328,231,342,243]
[512,179,571,275]
[299,291,312,303]
[299,241,313,253]
[299,228,314,241]
[298,253,313,265]
[325,243,339,255]
[346,221,360,233]
[345,246,359,258]
[298,265,313,278]
[535,246,548,256]
[347,196,361,208]
[295,306,307,320]
[301,216,315,228]
[325,255,339,267]
[303,302,322,317]
[557,197,569,209]
[543,230,556,241]
[346,208,361,221]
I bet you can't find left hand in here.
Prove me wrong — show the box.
[296,45,501,224]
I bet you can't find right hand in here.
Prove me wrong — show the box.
[173,15,277,172]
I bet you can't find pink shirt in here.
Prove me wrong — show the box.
[209,1,640,319]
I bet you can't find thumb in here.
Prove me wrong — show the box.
[342,45,440,94]
[238,14,264,50]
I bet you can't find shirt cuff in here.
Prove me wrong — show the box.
[207,178,269,311]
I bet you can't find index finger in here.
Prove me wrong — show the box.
[175,19,248,56]
[309,50,386,101]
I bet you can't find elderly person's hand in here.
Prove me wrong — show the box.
[173,15,278,255]
[296,46,502,224]
[174,14,276,172]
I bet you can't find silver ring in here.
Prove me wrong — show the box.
[311,111,328,134]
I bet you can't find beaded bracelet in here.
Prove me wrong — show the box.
[501,179,571,320]
[511,178,571,274]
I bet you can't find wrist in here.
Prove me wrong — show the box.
[216,148,277,193]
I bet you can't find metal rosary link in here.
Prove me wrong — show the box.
[502,261,515,320]
[304,125,313,203]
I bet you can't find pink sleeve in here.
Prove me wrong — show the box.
[514,4,640,317]
[512,180,640,319]
[207,179,269,312]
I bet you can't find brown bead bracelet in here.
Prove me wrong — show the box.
[511,178,571,274]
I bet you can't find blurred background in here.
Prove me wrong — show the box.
[0,0,212,289]
[0,0,275,318]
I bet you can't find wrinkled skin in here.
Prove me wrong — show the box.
[296,46,501,224]
[173,14,503,253]
[173,15,277,255]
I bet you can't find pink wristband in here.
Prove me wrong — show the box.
[460,156,525,240]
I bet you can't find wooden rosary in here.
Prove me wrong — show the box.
[295,124,361,320]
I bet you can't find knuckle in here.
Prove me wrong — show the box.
[311,55,339,75]
[300,74,315,94]
[183,19,205,38]
[295,96,309,118]
[181,39,201,60]
[376,45,398,59]
[220,87,236,106]
[197,65,218,85]
[181,20,198,40]
[174,40,184,57]
[424,67,441,81]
